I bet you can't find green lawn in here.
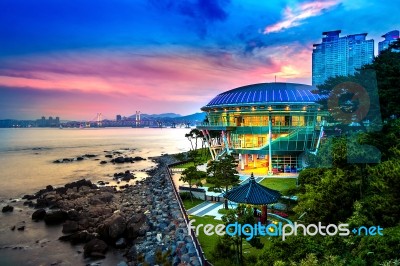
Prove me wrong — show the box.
[188,215,221,258]
[260,178,297,194]
[189,214,276,262]
[171,148,211,169]
[181,197,205,210]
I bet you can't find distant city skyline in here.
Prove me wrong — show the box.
[0,0,399,120]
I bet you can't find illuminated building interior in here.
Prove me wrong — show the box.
[197,82,326,175]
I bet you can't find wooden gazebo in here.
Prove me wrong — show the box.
[224,173,281,223]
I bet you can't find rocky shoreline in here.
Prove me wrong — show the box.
[4,154,200,266]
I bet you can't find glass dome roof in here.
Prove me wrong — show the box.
[203,82,323,109]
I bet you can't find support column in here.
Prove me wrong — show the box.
[239,154,245,170]
[253,154,257,168]
[268,115,273,176]
[261,205,267,224]
[244,154,248,166]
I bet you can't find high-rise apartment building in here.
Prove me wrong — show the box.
[312,30,374,86]
[378,30,399,54]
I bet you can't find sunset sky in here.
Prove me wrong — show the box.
[0,0,399,120]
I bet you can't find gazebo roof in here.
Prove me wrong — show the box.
[224,174,281,205]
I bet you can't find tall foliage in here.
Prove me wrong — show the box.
[206,154,240,209]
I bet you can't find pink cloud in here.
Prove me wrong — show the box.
[0,44,314,119]
[264,0,340,34]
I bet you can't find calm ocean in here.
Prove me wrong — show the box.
[0,127,191,265]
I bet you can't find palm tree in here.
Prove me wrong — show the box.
[185,132,194,150]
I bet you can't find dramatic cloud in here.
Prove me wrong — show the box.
[264,0,340,34]
[0,0,399,119]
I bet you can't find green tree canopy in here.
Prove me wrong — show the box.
[206,154,240,209]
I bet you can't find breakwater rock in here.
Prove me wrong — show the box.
[22,155,200,265]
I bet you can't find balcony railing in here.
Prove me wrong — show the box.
[197,121,318,128]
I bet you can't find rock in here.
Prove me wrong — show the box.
[44,210,68,225]
[32,209,46,221]
[83,239,108,257]
[89,192,113,205]
[117,261,128,266]
[112,157,126,164]
[2,205,14,213]
[76,157,84,161]
[23,200,33,207]
[83,154,97,158]
[181,253,190,263]
[133,156,146,161]
[10,225,16,231]
[130,213,145,223]
[105,154,113,158]
[67,209,79,221]
[97,213,126,240]
[22,194,37,200]
[35,198,47,208]
[100,161,107,164]
[172,256,181,266]
[144,251,155,265]
[62,221,79,234]
[64,179,93,190]
[17,225,25,231]
[115,238,127,248]
[59,231,95,245]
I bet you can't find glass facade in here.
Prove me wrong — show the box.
[312,30,374,86]
[198,82,325,171]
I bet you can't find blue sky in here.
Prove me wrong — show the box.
[0,0,399,120]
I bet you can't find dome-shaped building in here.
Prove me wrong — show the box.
[197,82,325,174]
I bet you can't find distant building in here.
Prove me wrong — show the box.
[312,30,374,86]
[378,30,399,54]
[116,115,122,121]
[36,116,60,127]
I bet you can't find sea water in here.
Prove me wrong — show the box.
[0,127,191,265]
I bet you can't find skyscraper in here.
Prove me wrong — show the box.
[312,30,374,86]
[378,30,399,54]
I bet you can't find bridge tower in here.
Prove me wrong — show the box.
[135,111,141,127]
[97,113,103,127]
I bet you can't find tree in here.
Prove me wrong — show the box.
[221,204,256,265]
[179,166,200,202]
[206,154,240,209]
[189,128,202,150]
[188,149,199,166]
[185,132,194,150]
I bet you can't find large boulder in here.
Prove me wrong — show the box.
[32,208,46,221]
[83,238,108,258]
[2,205,14,213]
[88,192,114,205]
[126,213,146,239]
[59,230,95,245]
[44,210,68,225]
[112,157,126,163]
[97,213,126,241]
[62,220,79,234]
